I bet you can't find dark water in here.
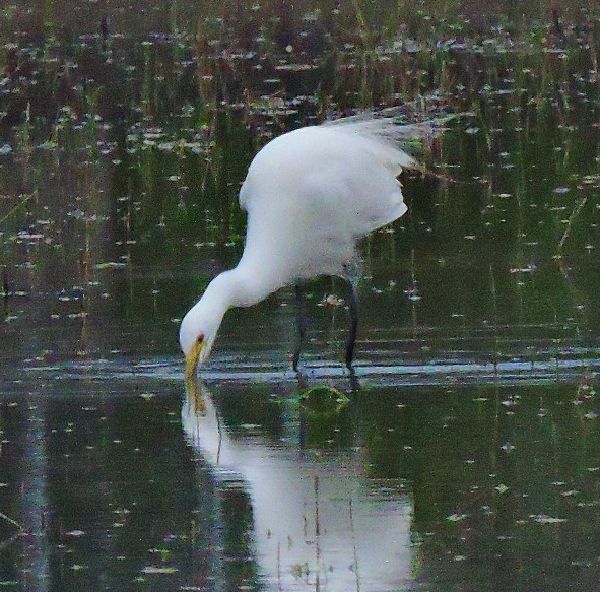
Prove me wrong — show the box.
[2,378,600,591]
[1,2,600,591]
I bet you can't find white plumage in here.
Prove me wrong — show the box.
[180,112,443,374]
[238,126,410,283]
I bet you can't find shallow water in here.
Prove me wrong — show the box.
[1,2,600,591]
[2,374,600,591]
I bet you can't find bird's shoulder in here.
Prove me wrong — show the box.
[239,127,352,211]
[239,126,338,211]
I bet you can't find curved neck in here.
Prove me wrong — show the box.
[220,265,273,308]
[199,261,280,318]
[180,262,284,361]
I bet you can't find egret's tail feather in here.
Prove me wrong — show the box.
[323,107,456,171]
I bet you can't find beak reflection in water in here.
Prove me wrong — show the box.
[184,338,206,414]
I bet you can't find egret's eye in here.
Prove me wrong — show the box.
[197,334,204,344]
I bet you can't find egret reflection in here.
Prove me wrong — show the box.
[182,379,415,592]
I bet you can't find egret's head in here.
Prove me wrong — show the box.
[180,270,244,380]
[179,279,231,380]
[180,310,219,381]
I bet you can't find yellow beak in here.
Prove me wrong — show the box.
[184,339,204,383]
[184,339,205,414]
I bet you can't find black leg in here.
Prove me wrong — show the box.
[345,279,359,370]
[292,283,307,372]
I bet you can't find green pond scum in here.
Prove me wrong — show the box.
[0,1,599,591]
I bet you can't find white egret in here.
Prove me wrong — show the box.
[180,110,446,378]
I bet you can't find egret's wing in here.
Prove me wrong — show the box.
[242,126,410,242]
[240,109,455,211]
[236,124,419,280]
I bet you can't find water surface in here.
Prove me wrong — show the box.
[1,2,599,591]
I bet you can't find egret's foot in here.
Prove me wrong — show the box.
[292,351,301,373]
[347,366,360,392]
[294,368,309,390]
[344,276,359,372]
[344,347,355,371]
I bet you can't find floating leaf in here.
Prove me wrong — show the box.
[141,567,179,575]
[65,530,86,537]
[531,514,567,524]
[560,490,578,497]
[94,262,127,269]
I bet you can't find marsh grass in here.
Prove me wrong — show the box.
[0,0,598,358]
